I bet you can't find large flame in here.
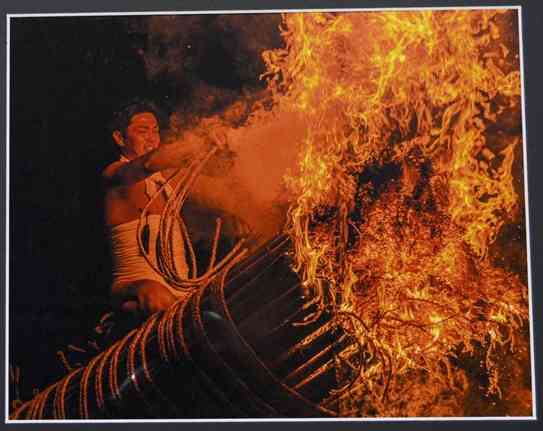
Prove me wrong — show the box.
[261,10,529,416]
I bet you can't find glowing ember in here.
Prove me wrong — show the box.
[262,10,529,416]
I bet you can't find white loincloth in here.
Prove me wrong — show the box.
[110,214,189,299]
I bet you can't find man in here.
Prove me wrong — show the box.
[103,101,213,317]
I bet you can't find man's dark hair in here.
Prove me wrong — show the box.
[109,99,166,136]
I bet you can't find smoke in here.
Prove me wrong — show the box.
[228,112,307,206]
[127,14,283,116]
[127,13,306,242]
[174,110,307,244]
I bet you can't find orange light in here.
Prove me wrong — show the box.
[261,9,528,416]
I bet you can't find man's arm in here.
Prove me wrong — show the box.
[102,139,205,186]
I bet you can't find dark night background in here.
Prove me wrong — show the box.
[8,14,283,401]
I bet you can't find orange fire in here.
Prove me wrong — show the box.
[261,10,529,416]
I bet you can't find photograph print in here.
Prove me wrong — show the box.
[7,6,536,420]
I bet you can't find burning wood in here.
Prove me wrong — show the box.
[257,10,530,416]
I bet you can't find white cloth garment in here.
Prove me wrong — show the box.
[110,156,189,298]
[110,214,189,298]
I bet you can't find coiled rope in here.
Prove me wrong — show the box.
[137,145,249,293]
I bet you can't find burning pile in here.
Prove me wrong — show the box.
[260,10,530,416]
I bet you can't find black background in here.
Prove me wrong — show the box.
[9,16,145,391]
[2,0,542,430]
[8,12,283,397]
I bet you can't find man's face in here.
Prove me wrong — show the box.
[121,112,160,158]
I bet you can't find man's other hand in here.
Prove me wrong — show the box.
[134,282,177,317]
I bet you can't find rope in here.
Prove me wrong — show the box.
[137,146,248,294]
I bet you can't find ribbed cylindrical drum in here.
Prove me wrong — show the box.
[12,236,348,419]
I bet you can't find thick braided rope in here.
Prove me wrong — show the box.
[136,147,248,295]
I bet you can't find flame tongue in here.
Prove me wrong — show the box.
[262,10,528,415]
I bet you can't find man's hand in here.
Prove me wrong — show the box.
[209,128,229,150]
[154,126,230,174]
[200,127,236,177]
[121,282,177,317]
[158,134,208,166]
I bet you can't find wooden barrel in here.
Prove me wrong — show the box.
[11,235,350,419]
